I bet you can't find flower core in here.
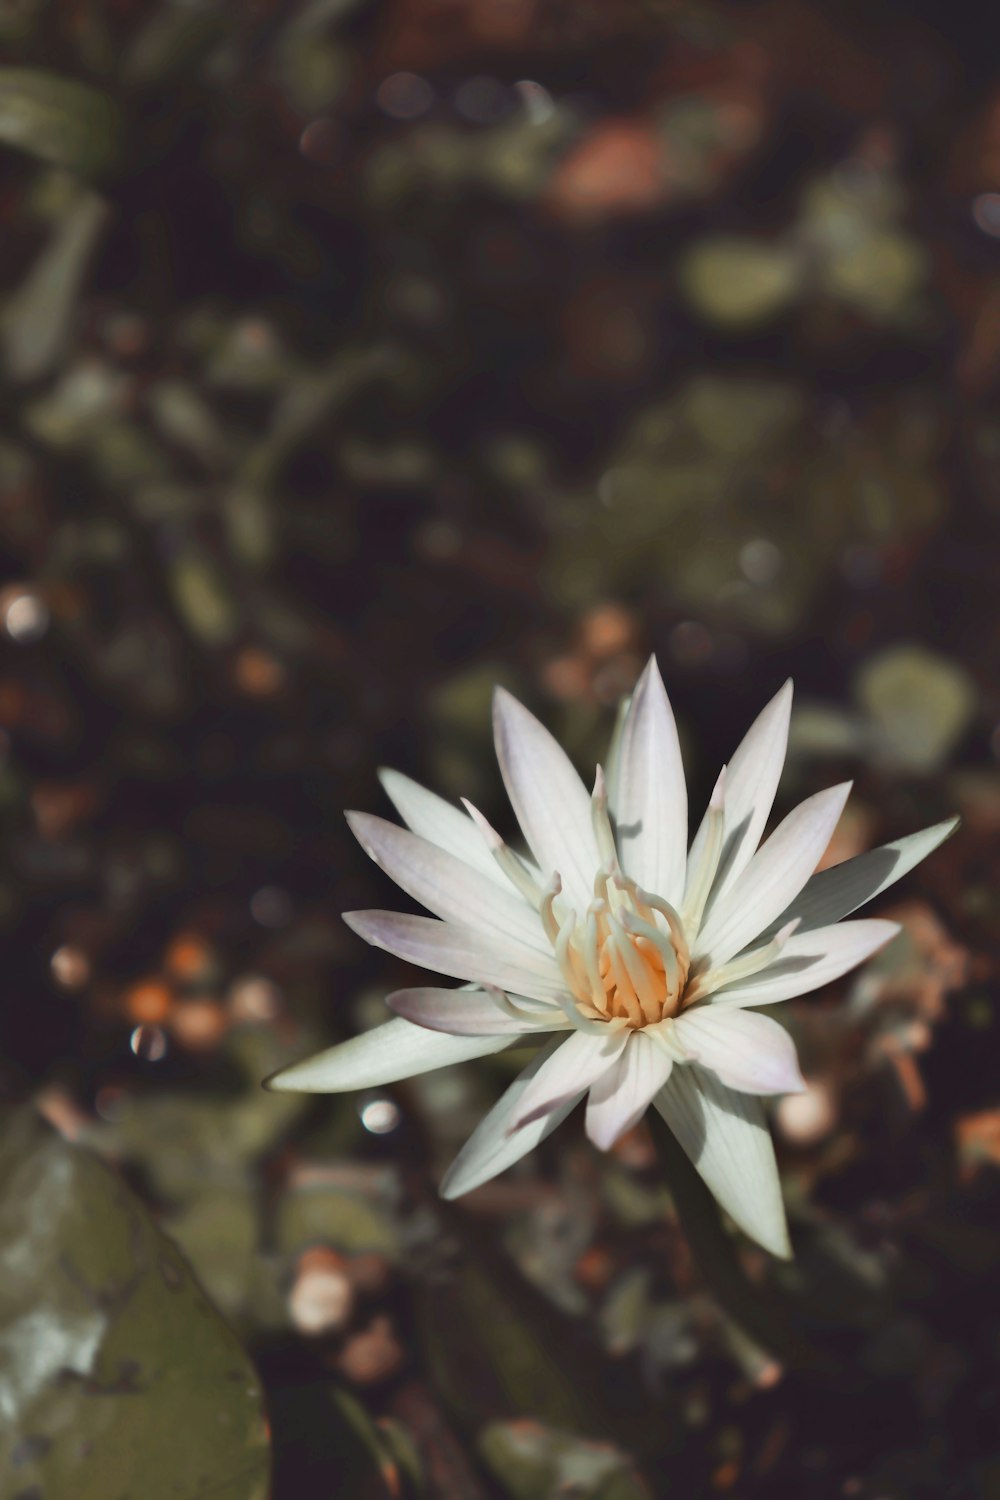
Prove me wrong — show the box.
[547,871,691,1029]
[523,762,705,1033]
[470,753,797,1037]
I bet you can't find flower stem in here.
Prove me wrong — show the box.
[647,1110,832,1374]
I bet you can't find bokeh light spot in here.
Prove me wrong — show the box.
[130,1024,168,1062]
[50,946,89,989]
[2,588,50,643]
[377,73,434,120]
[972,193,1000,238]
[514,80,555,123]
[358,1096,401,1134]
[739,537,783,585]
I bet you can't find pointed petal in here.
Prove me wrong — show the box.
[347,812,550,956]
[673,1009,805,1096]
[604,690,632,820]
[344,910,567,1003]
[686,680,793,921]
[705,918,900,1008]
[493,686,600,910]
[265,1016,511,1093]
[513,1028,629,1129]
[585,1030,674,1149]
[654,1066,790,1258]
[694,782,852,968]
[615,656,688,908]
[440,1038,579,1198]
[379,768,540,885]
[387,986,564,1036]
[760,817,959,939]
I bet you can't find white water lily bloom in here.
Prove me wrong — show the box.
[268,658,957,1257]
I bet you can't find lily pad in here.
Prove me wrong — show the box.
[0,1108,270,1499]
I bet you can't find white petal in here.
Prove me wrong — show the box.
[347,812,550,956]
[387,986,563,1036]
[440,1038,580,1198]
[686,680,793,922]
[653,1066,790,1258]
[615,656,688,908]
[705,918,900,1008]
[378,768,533,885]
[513,1029,629,1129]
[265,1016,511,1093]
[493,686,600,911]
[760,817,959,939]
[585,1030,673,1149]
[344,910,567,1002]
[673,1009,805,1096]
[604,691,632,820]
[694,782,852,968]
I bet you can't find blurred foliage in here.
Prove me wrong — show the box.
[546,377,944,633]
[1,0,1000,1496]
[788,643,980,776]
[480,1419,652,1500]
[0,70,121,176]
[679,159,930,331]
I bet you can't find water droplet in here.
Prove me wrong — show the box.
[2,587,49,643]
[359,1096,401,1134]
[130,1024,168,1062]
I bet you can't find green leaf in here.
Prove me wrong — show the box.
[678,238,804,329]
[2,188,109,382]
[0,1109,270,1499]
[167,552,241,646]
[0,69,121,176]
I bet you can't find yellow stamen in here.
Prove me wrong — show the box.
[462,798,545,910]
[540,874,563,946]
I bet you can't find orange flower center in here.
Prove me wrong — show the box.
[542,867,692,1031]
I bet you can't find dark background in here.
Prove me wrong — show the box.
[1,2,999,1497]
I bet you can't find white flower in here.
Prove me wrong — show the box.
[268,658,956,1257]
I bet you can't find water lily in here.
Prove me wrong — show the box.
[268,659,956,1257]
